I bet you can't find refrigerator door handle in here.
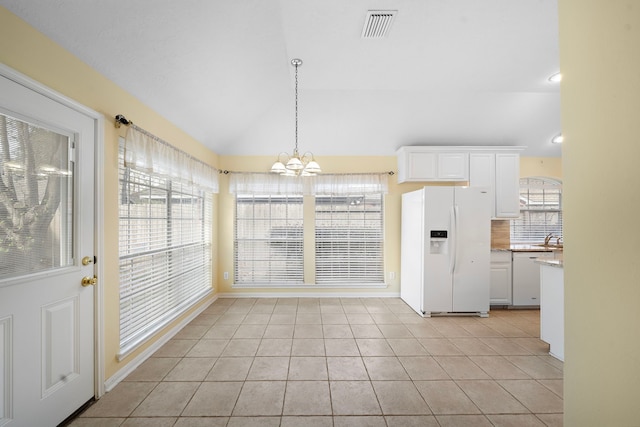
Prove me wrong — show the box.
[450,206,457,274]
[454,205,459,273]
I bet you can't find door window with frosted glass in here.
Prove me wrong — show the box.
[0,112,73,280]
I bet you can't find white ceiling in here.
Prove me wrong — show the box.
[0,0,561,157]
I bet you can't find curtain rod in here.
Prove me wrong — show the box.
[224,171,395,176]
[115,115,395,177]
[114,114,224,173]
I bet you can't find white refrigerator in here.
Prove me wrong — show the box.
[400,186,491,317]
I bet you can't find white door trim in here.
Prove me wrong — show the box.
[0,63,106,398]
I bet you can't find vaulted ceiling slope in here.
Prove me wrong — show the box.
[0,0,561,157]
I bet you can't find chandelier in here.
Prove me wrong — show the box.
[270,58,321,177]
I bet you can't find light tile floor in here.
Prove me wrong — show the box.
[71,298,563,427]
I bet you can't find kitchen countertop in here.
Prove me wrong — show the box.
[535,255,564,268]
[491,244,564,268]
[492,244,561,252]
[511,244,556,252]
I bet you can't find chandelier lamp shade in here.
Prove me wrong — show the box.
[271,58,321,176]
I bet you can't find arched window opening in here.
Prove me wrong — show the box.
[511,177,563,244]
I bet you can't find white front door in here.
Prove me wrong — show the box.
[0,73,96,426]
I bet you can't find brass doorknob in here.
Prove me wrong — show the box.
[81,276,97,287]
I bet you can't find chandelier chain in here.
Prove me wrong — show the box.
[270,58,320,176]
[294,61,299,154]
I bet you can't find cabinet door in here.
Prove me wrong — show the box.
[512,252,541,306]
[438,152,469,180]
[490,251,512,305]
[469,153,496,217]
[540,265,565,361]
[407,152,438,180]
[495,153,520,218]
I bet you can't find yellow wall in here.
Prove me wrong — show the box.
[520,157,562,180]
[0,7,219,379]
[559,0,640,424]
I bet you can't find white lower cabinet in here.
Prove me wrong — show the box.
[540,264,564,361]
[512,251,549,306]
[512,252,538,306]
[490,251,512,305]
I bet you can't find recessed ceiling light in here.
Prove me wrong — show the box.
[552,134,563,144]
[548,72,562,83]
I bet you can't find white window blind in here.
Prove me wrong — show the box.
[511,177,563,243]
[315,193,384,284]
[118,144,213,359]
[235,195,303,284]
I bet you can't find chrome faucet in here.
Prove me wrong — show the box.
[556,236,563,245]
[544,233,555,245]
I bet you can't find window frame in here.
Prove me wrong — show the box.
[117,143,213,359]
[314,193,385,284]
[234,194,304,285]
[511,176,563,244]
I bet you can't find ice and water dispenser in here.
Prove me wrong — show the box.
[429,230,449,254]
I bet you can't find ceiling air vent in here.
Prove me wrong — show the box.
[361,10,397,38]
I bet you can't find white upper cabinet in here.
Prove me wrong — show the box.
[468,149,523,219]
[405,151,438,180]
[469,153,496,217]
[397,147,469,182]
[494,153,521,218]
[438,152,469,180]
[397,146,523,219]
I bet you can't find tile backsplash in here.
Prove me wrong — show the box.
[491,220,511,249]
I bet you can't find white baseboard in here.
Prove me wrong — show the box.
[217,291,401,298]
[103,294,218,393]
